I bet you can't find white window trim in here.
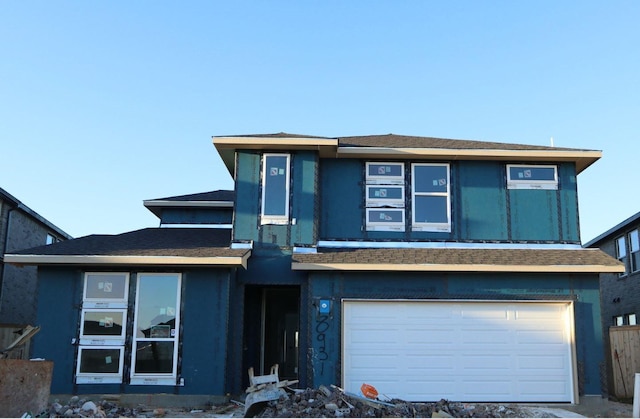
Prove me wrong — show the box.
[617,235,628,277]
[75,345,124,384]
[411,163,451,233]
[365,162,405,185]
[506,164,558,190]
[260,153,290,225]
[365,208,405,231]
[130,273,181,386]
[83,272,129,309]
[79,309,127,346]
[365,185,405,208]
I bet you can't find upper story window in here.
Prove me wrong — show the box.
[411,163,451,232]
[630,229,640,273]
[506,164,558,190]
[261,154,290,225]
[617,235,628,277]
[365,162,405,231]
[46,234,58,245]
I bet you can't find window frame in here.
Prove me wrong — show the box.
[365,184,405,208]
[75,345,125,384]
[616,235,628,277]
[79,308,127,346]
[630,229,640,273]
[411,163,451,232]
[130,273,182,386]
[365,208,406,231]
[83,272,130,308]
[506,164,558,190]
[365,162,405,185]
[260,153,291,225]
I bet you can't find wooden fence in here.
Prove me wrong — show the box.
[0,325,31,359]
[610,325,640,398]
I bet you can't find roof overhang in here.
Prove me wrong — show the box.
[337,147,601,174]
[4,253,251,269]
[213,136,338,175]
[143,199,233,218]
[291,261,623,273]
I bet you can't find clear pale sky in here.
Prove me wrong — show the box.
[1,1,638,243]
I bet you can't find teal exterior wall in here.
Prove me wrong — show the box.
[319,160,580,243]
[233,151,317,248]
[34,266,233,396]
[160,208,233,225]
[307,271,604,396]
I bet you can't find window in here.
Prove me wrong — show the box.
[131,273,181,385]
[412,163,451,232]
[506,164,558,190]
[616,235,628,277]
[365,162,405,231]
[261,154,290,225]
[629,313,637,326]
[76,273,129,384]
[630,230,640,273]
[46,234,57,245]
[614,315,624,326]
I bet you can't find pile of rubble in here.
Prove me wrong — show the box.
[250,385,556,418]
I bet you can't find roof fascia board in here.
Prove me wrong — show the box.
[143,200,233,208]
[5,253,250,269]
[214,137,337,147]
[291,262,624,273]
[337,147,601,174]
[317,240,582,250]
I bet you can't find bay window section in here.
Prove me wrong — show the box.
[411,163,451,232]
[261,153,290,225]
[131,273,181,385]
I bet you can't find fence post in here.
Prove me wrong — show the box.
[633,373,640,418]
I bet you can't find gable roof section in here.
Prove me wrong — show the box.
[213,133,601,175]
[584,210,640,247]
[143,190,234,218]
[292,247,623,273]
[4,228,249,268]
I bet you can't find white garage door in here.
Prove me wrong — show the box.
[342,300,575,403]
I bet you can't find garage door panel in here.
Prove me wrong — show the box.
[343,301,574,402]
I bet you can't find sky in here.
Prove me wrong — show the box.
[1,1,638,244]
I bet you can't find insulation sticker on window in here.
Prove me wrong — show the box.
[105,356,112,364]
[103,282,112,293]
[524,169,532,178]
[438,179,446,186]
[270,167,278,176]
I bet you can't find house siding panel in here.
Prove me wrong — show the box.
[320,159,364,239]
[458,162,508,241]
[291,152,317,246]
[509,189,559,241]
[559,163,580,242]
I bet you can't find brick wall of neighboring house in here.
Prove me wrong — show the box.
[0,209,49,325]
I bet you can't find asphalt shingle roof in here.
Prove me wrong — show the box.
[148,190,234,203]
[9,228,244,258]
[292,247,622,273]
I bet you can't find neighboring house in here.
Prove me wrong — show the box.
[4,133,623,404]
[584,211,640,395]
[0,187,71,342]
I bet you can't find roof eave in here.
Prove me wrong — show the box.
[291,262,624,273]
[143,200,234,218]
[336,148,601,174]
[5,253,251,269]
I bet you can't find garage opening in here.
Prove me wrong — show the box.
[342,300,575,403]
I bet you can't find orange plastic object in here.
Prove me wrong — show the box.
[360,383,379,399]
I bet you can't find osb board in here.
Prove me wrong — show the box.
[0,359,53,417]
[610,325,640,398]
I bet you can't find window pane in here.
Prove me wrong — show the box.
[614,316,624,326]
[414,196,448,223]
[135,275,178,339]
[367,163,403,178]
[414,165,448,193]
[85,274,128,300]
[368,186,403,200]
[82,311,125,337]
[617,236,627,258]
[367,209,404,223]
[509,166,556,181]
[631,230,639,252]
[263,155,288,216]
[629,314,637,326]
[79,348,121,374]
[134,341,175,373]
